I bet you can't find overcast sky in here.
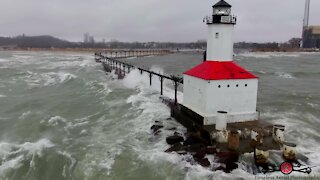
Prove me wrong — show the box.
[0,0,319,43]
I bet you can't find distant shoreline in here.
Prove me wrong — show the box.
[1,47,319,53]
[0,48,125,53]
[0,48,174,54]
[250,48,320,53]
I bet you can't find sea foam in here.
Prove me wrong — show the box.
[0,139,54,176]
[275,72,295,79]
[238,52,301,59]
[42,72,77,86]
[123,67,183,103]
[0,58,9,63]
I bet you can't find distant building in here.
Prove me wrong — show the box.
[84,33,90,43]
[89,36,95,44]
[302,26,320,48]
[301,0,320,48]
[83,33,95,44]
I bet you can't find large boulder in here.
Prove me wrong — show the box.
[184,133,208,146]
[216,152,239,163]
[166,135,184,145]
[200,129,213,146]
[206,147,217,154]
[165,143,187,154]
[215,152,239,173]
[213,163,238,173]
[174,131,183,136]
[166,127,177,131]
[193,147,207,159]
[151,125,164,134]
[225,162,238,173]
[186,143,202,152]
[195,158,211,167]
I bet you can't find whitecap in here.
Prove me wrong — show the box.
[275,72,295,79]
[257,70,267,74]
[122,69,149,89]
[122,67,183,103]
[79,130,88,135]
[19,139,54,156]
[0,139,54,176]
[19,111,32,120]
[42,72,77,86]
[239,52,301,59]
[0,58,9,63]
[0,94,6,98]
[44,56,97,69]
[68,121,89,128]
[47,116,67,126]
[57,72,77,83]
[86,81,112,94]
[81,138,124,177]
[307,103,319,109]
[239,53,272,59]
[0,155,24,175]
[12,54,32,60]
[64,120,90,135]
[19,71,77,87]
[57,151,76,178]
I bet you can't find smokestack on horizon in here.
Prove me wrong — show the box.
[303,0,310,28]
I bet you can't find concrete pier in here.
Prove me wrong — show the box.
[95,53,183,104]
[96,49,171,59]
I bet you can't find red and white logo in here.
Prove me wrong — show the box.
[280,162,293,175]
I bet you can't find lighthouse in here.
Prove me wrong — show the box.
[182,0,259,126]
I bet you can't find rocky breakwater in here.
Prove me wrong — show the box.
[150,118,239,173]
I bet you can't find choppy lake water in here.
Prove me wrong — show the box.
[0,51,319,180]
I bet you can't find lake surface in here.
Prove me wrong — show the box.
[0,51,319,180]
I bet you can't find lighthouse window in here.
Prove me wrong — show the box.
[227,85,230,88]
[236,84,239,87]
[218,85,221,88]
[245,84,248,87]
[215,33,219,39]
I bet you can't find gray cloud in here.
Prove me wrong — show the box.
[0,0,319,42]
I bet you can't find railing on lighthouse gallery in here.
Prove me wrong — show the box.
[203,15,237,24]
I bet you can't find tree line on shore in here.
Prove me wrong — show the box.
[0,35,281,50]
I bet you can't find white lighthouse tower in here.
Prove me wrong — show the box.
[182,0,259,126]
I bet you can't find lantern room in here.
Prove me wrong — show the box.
[212,0,232,15]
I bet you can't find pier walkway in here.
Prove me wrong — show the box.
[96,49,171,59]
[94,53,183,104]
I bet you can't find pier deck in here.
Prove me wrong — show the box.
[167,99,281,154]
[205,121,280,154]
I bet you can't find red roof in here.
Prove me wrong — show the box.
[184,61,257,80]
